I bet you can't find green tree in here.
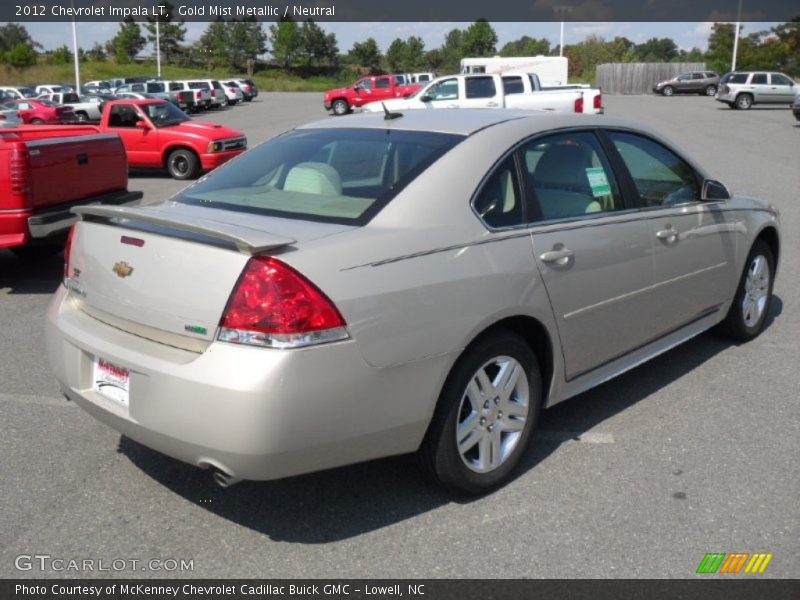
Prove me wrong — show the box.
[269,17,301,69]
[349,38,382,73]
[87,42,106,62]
[404,36,426,70]
[439,27,464,74]
[144,1,187,64]
[198,18,228,68]
[107,16,146,63]
[499,36,551,57]
[633,37,679,62]
[47,45,72,65]
[461,19,498,57]
[385,38,407,72]
[770,18,799,74]
[299,20,337,66]
[0,23,41,54]
[229,19,267,72]
[425,48,444,72]
[3,42,38,68]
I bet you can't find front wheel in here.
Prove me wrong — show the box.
[166,148,200,180]
[331,99,349,115]
[75,112,88,122]
[662,85,674,97]
[704,85,717,96]
[716,240,775,342]
[30,118,44,125]
[418,330,542,495]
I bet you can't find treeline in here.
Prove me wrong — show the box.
[1,6,798,81]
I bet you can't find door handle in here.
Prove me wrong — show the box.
[540,247,574,264]
[656,227,679,242]
[486,101,499,107]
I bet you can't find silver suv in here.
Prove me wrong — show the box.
[716,71,799,109]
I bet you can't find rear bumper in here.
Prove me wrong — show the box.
[0,190,143,248]
[45,286,438,481]
[200,150,242,170]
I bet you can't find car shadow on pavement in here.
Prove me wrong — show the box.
[119,295,782,543]
[0,249,63,294]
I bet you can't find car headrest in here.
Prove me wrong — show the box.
[534,143,592,186]
[283,162,342,195]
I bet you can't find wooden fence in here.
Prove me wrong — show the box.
[596,63,707,94]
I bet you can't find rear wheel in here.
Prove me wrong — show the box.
[704,85,717,96]
[74,111,89,122]
[662,85,674,97]
[418,330,542,495]
[166,148,200,180]
[220,96,229,107]
[735,93,753,110]
[332,99,349,115]
[716,240,774,342]
[30,118,44,124]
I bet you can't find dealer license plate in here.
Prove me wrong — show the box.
[92,357,130,406]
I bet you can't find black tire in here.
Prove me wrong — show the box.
[662,85,674,97]
[704,85,717,96]
[716,240,775,342]
[220,96,229,108]
[30,118,44,125]
[244,96,252,102]
[10,243,63,260]
[735,93,753,110]
[166,148,200,180]
[332,99,349,115]
[418,330,542,495]
[75,111,88,122]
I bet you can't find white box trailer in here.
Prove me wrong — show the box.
[460,56,569,86]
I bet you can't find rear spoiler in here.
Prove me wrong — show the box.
[72,205,296,254]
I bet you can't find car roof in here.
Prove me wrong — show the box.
[297,109,630,137]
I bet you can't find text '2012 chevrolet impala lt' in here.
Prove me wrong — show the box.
[46,109,780,494]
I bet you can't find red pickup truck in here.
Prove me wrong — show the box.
[98,99,246,179]
[1,126,141,258]
[323,75,422,115]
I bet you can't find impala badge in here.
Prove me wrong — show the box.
[112,261,134,278]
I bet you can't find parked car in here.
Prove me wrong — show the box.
[220,81,244,105]
[0,86,37,100]
[34,84,69,96]
[0,106,23,128]
[97,99,246,179]
[180,80,216,110]
[793,95,800,121]
[410,72,435,83]
[169,81,211,112]
[223,81,250,102]
[114,92,158,101]
[46,109,780,494]
[114,81,173,103]
[1,99,75,124]
[108,77,153,90]
[0,125,140,258]
[362,73,603,114]
[188,79,227,108]
[716,71,799,109]
[652,71,720,96]
[84,80,112,92]
[324,74,423,115]
[37,92,105,122]
[232,78,258,100]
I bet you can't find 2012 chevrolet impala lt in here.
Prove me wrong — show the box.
[46,110,780,494]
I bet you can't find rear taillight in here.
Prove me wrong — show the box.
[593,93,602,110]
[196,90,202,99]
[63,224,76,283]
[9,148,32,208]
[218,257,348,349]
[228,87,236,93]
[574,95,584,113]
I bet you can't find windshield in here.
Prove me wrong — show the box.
[37,99,57,107]
[143,102,190,127]
[174,128,464,225]
[20,88,36,98]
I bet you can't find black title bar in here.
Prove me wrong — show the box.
[4,0,799,22]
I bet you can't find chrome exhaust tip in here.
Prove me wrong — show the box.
[211,468,242,489]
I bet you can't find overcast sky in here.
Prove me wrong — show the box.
[18,21,778,54]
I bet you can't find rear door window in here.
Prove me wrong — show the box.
[751,74,768,85]
[502,76,524,95]
[465,76,497,99]
[375,77,391,89]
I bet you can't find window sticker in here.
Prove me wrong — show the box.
[586,167,611,197]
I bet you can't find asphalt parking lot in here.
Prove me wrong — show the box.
[1,94,797,579]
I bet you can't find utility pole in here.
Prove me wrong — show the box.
[156,19,162,78]
[731,0,743,71]
[560,21,564,56]
[70,0,80,93]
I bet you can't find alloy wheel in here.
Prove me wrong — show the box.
[742,255,770,328]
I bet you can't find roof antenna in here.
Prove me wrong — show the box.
[382,102,403,121]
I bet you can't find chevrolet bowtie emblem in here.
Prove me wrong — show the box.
[112,261,134,278]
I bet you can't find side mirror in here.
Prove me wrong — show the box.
[701,179,730,201]
[135,119,150,130]
[420,94,432,102]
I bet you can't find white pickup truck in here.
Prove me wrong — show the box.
[38,92,105,122]
[361,72,603,114]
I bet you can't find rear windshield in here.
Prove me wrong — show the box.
[174,128,464,225]
[188,82,210,90]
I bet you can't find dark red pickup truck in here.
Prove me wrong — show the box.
[323,75,422,115]
[0,126,140,257]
